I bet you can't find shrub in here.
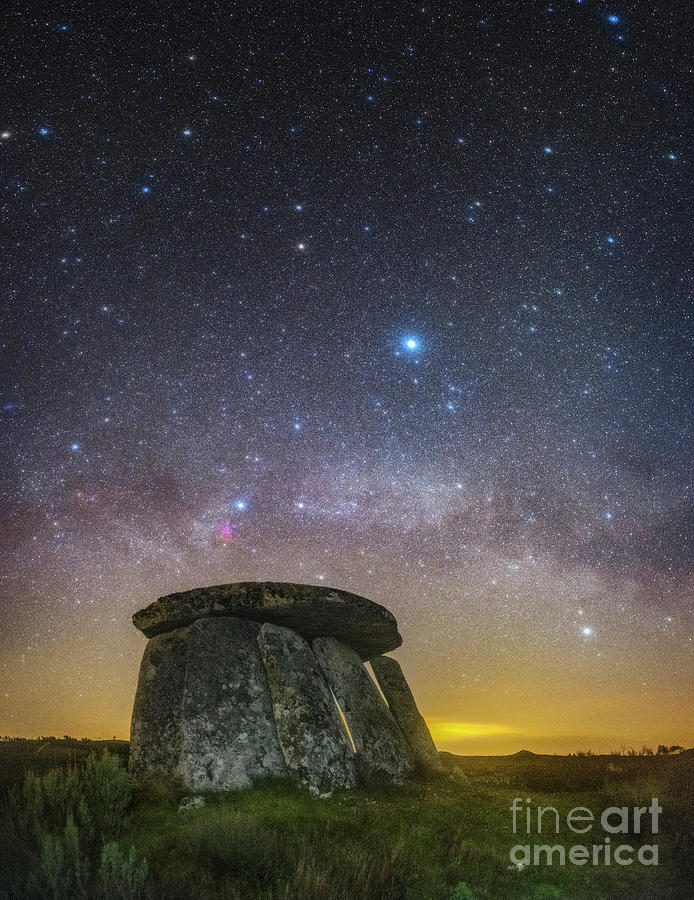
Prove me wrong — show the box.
[83,749,132,843]
[26,813,89,900]
[0,751,145,900]
[98,842,148,899]
[12,767,82,845]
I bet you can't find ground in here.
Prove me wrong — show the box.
[1,739,692,899]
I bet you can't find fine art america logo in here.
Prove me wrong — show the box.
[509,797,661,868]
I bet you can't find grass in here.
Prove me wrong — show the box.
[0,737,129,795]
[1,743,692,898]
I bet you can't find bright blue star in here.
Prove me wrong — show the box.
[293,422,301,431]
[295,204,303,211]
[607,14,619,23]
[544,146,552,154]
[39,127,50,136]
[182,128,192,136]
[71,443,80,451]
[234,500,247,511]
[606,236,615,244]
[141,186,150,193]
[403,337,419,351]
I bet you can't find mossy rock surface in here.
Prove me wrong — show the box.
[133,581,402,659]
[257,622,357,792]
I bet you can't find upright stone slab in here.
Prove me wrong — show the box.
[312,636,413,783]
[130,616,287,790]
[130,625,189,782]
[370,654,441,771]
[179,617,287,790]
[257,622,356,793]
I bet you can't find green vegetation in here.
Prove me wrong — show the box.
[1,743,692,898]
[0,749,146,899]
[0,736,129,794]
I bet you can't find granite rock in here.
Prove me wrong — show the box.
[132,581,402,660]
[257,622,357,792]
[129,626,189,783]
[130,616,286,790]
[179,617,287,790]
[370,654,442,771]
[312,636,413,783]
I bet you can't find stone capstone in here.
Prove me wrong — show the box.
[132,581,402,660]
[370,654,442,771]
[257,622,357,793]
[312,636,413,783]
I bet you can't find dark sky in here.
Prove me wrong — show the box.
[1,0,692,753]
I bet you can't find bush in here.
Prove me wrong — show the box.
[83,749,132,844]
[98,842,148,899]
[0,751,145,900]
[26,813,89,900]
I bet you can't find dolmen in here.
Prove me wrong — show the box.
[129,581,441,793]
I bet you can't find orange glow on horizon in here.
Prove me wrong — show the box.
[428,721,521,740]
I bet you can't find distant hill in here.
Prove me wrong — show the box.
[437,746,694,792]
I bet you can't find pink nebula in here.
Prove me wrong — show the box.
[217,521,235,542]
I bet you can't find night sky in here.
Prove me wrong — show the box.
[1,1,692,754]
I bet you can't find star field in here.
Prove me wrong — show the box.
[1,1,692,753]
